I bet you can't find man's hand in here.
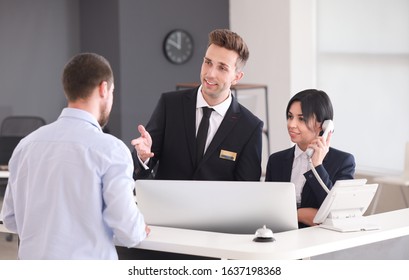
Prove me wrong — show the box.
[145,225,151,236]
[131,125,154,162]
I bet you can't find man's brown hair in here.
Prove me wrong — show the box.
[62,53,113,101]
[208,29,249,71]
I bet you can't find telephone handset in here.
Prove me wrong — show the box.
[306,120,334,158]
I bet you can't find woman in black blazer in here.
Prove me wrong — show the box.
[265,89,355,228]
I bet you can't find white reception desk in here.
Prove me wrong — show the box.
[132,208,409,259]
[2,208,409,259]
[0,170,9,179]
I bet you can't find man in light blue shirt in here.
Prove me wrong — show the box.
[1,53,149,259]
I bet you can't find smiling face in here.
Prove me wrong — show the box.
[287,101,321,151]
[199,44,243,106]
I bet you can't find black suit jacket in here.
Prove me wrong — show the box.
[265,146,355,209]
[133,87,263,181]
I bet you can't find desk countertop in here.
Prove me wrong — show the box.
[134,208,409,259]
[0,170,9,179]
[0,223,12,234]
[2,205,409,259]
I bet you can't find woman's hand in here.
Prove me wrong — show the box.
[297,207,318,226]
[308,131,332,167]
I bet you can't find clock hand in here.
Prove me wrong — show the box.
[176,31,181,49]
[167,31,182,50]
[167,39,181,50]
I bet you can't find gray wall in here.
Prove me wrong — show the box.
[79,0,122,137]
[0,0,80,125]
[0,0,229,147]
[117,0,229,146]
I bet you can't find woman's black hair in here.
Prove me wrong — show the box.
[286,89,334,129]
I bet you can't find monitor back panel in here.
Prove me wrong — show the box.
[135,180,298,234]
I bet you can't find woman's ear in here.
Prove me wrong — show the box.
[314,120,323,136]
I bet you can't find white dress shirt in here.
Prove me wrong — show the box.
[1,108,147,259]
[139,85,232,168]
[195,85,232,153]
[291,145,311,206]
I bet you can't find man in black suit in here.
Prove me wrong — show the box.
[118,29,263,259]
[132,29,263,181]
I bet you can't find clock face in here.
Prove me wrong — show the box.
[163,29,193,64]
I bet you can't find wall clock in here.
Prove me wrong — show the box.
[163,29,194,64]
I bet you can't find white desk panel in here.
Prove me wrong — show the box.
[134,208,409,260]
[2,206,409,259]
[0,223,13,234]
[0,170,9,179]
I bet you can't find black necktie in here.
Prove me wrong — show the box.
[196,107,213,166]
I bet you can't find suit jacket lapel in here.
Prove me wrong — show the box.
[183,88,199,166]
[282,146,295,181]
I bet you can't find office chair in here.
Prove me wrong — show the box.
[1,116,46,137]
[0,116,46,242]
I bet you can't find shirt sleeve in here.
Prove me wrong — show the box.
[1,181,17,233]
[304,152,355,207]
[101,140,147,247]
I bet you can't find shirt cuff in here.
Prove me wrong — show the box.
[138,155,150,170]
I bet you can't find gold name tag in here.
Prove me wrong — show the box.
[219,150,237,161]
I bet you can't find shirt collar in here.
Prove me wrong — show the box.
[196,85,232,117]
[59,108,102,132]
[294,144,307,160]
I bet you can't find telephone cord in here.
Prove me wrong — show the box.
[308,158,330,194]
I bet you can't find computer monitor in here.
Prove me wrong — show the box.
[313,179,379,232]
[135,180,299,234]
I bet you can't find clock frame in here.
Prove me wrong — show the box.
[163,29,194,65]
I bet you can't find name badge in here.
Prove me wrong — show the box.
[219,150,237,161]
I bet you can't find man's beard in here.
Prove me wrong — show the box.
[99,103,110,128]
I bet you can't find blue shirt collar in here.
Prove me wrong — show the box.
[59,108,102,132]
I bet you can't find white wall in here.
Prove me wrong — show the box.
[316,0,409,174]
[230,0,317,171]
[230,0,292,171]
[230,0,409,175]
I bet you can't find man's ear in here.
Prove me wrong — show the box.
[231,71,244,86]
[98,81,108,98]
